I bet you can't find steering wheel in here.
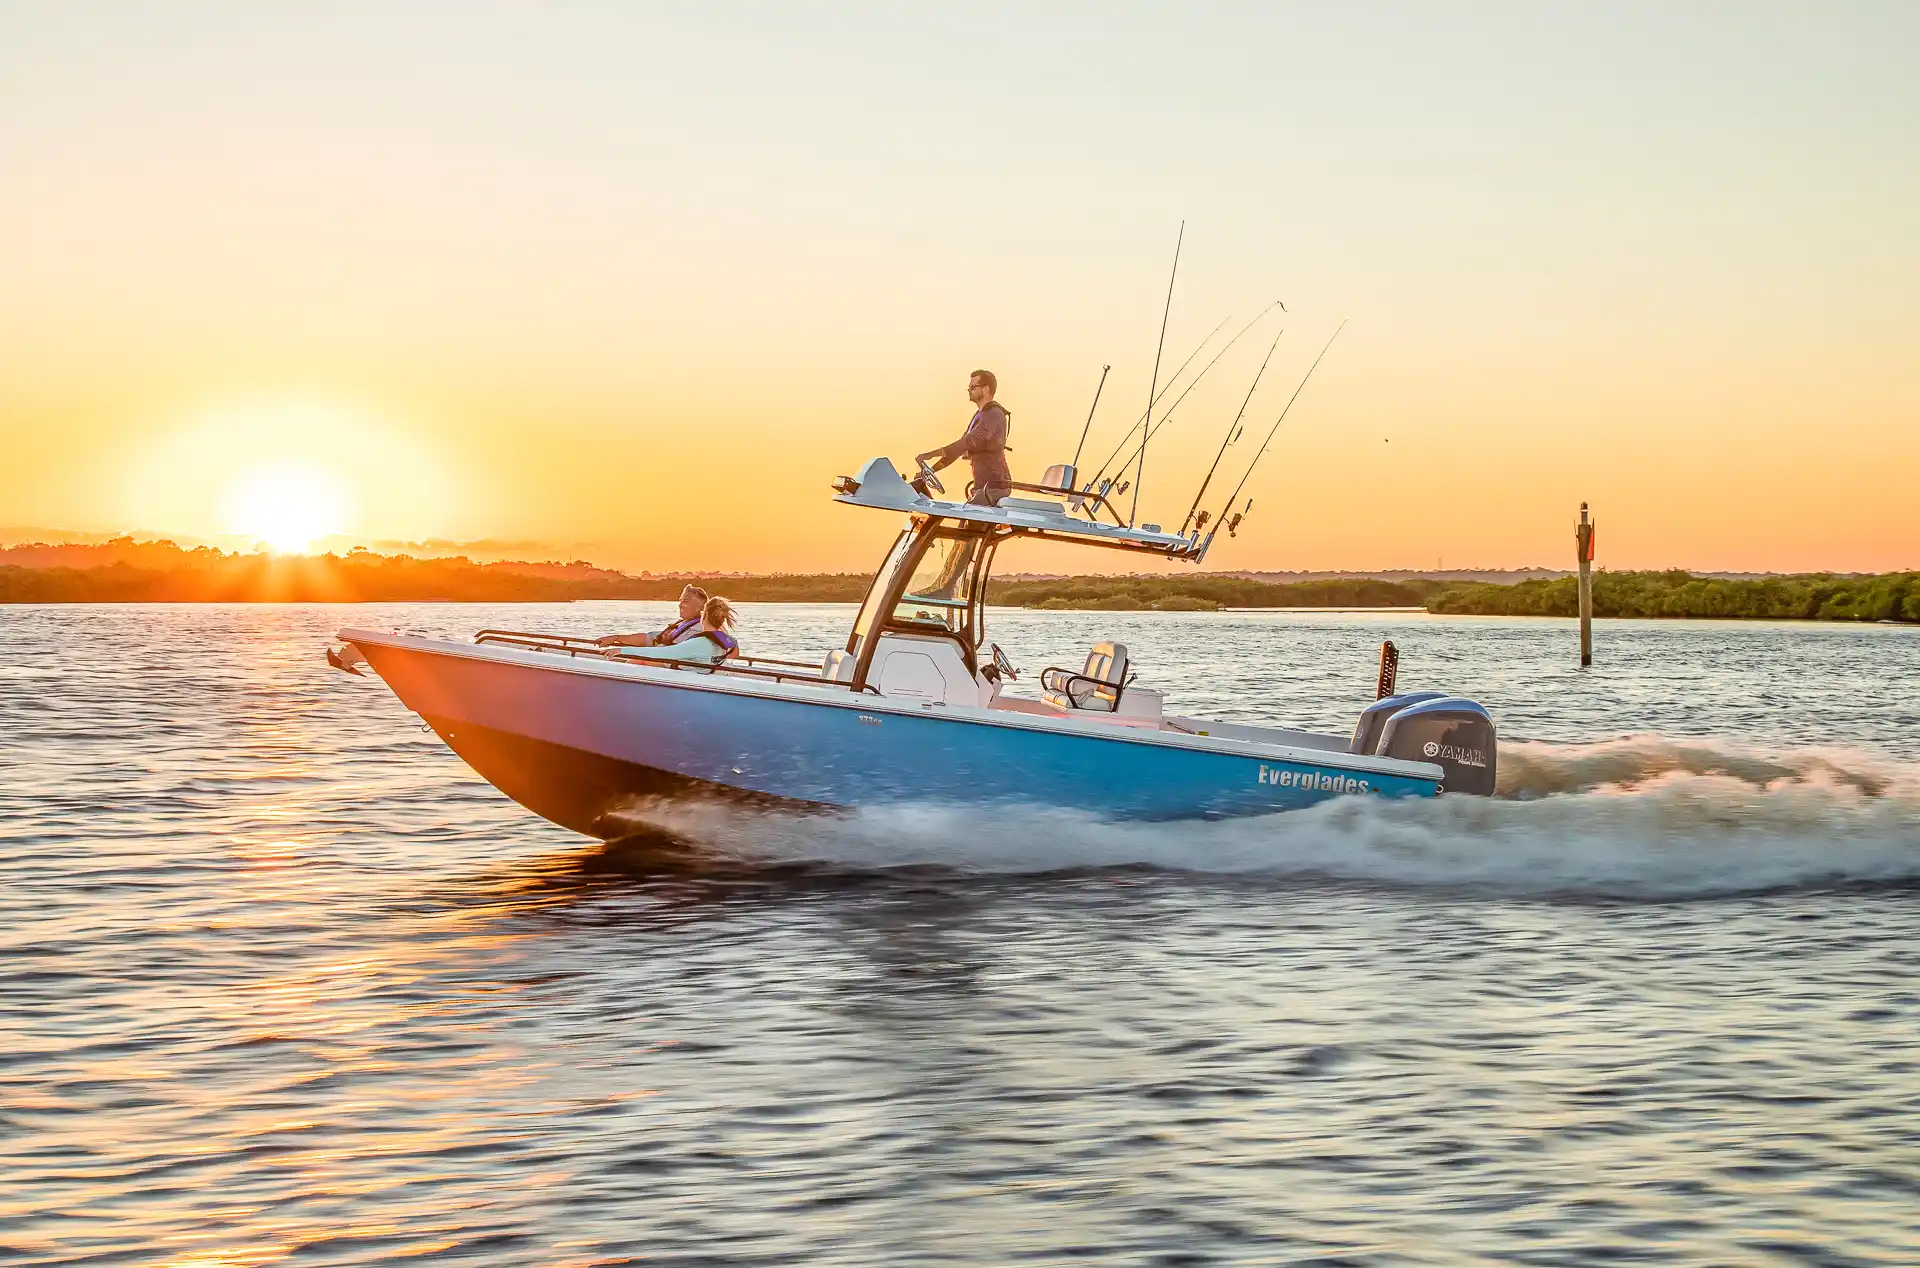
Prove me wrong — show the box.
[914,458,946,497]
[990,642,1019,682]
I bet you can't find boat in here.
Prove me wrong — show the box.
[328,456,1498,838]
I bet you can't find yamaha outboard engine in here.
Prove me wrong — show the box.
[1349,691,1447,758]
[1377,697,1498,796]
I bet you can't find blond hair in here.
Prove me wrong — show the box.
[702,595,738,630]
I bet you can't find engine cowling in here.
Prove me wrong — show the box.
[1348,691,1447,756]
[1377,697,1497,796]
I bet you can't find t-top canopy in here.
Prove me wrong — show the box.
[832,457,1198,557]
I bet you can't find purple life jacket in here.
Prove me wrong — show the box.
[695,629,739,659]
[656,616,699,644]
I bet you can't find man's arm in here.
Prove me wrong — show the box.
[916,425,976,472]
[914,441,963,472]
[593,631,656,647]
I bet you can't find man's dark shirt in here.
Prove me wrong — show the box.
[934,403,1012,497]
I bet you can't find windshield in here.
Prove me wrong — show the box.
[892,534,981,638]
[847,529,916,656]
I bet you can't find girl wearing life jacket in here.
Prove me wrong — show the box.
[617,595,739,665]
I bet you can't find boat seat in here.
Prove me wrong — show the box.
[999,496,1066,514]
[1040,641,1131,712]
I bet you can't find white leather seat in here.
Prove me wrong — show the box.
[1040,641,1130,712]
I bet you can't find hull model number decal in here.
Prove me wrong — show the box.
[1259,765,1370,793]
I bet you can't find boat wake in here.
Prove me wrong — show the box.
[598,736,1920,899]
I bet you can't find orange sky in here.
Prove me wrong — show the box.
[2,4,1916,574]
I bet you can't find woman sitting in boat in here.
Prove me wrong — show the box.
[612,595,740,665]
[594,584,707,649]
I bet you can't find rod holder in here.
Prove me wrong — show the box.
[1376,640,1399,700]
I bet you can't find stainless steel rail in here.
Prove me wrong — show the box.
[470,629,871,692]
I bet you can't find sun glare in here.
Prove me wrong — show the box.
[223,462,351,554]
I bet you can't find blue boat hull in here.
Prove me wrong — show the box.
[354,636,1439,837]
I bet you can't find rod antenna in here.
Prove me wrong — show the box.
[1183,327,1283,535]
[1199,319,1346,556]
[1132,221,1183,526]
[1069,364,1110,474]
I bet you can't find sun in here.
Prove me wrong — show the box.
[223,462,351,554]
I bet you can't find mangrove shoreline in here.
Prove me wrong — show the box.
[1,540,1915,623]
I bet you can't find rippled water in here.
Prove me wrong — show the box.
[4,602,1919,1265]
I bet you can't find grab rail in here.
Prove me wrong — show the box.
[473,629,816,669]
[470,629,876,693]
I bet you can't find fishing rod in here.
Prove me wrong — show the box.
[1181,328,1283,536]
[1068,364,1110,476]
[1077,313,1232,504]
[1082,301,1280,503]
[1197,319,1346,555]
[1131,221,1184,526]
[1094,299,1285,506]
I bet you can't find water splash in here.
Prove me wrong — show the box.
[1500,732,1901,798]
[603,737,1920,899]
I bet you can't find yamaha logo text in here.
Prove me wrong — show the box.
[1421,740,1487,767]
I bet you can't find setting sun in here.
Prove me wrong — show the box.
[222,462,350,554]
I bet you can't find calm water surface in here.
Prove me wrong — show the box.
[3,603,1918,1265]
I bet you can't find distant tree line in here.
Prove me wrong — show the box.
[990,571,1920,621]
[1,539,1914,622]
[1424,570,1920,623]
[0,540,875,604]
[986,575,1445,611]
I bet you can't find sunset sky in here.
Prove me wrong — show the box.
[3,2,1915,574]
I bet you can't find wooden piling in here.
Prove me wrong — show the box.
[1576,503,1595,667]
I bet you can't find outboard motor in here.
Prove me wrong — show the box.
[1349,691,1446,757]
[1377,697,1498,796]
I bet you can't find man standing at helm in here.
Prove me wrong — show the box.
[916,369,1012,507]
